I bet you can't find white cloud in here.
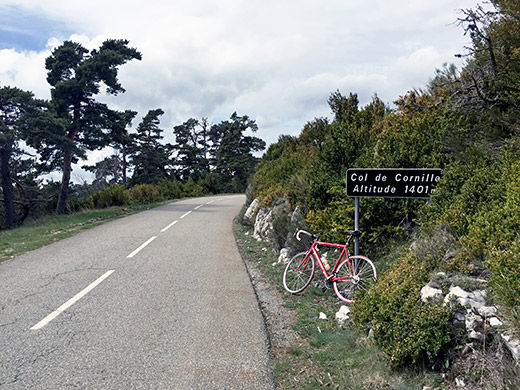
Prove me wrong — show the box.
[0,48,50,98]
[1,0,481,179]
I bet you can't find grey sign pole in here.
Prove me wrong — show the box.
[354,196,359,255]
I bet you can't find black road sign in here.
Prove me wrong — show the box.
[346,168,442,198]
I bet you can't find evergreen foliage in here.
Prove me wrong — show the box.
[1,35,266,225]
[249,0,520,369]
[43,39,142,214]
[128,109,173,185]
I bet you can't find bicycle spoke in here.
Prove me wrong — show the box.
[333,255,376,303]
[283,252,315,294]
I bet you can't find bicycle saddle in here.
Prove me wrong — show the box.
[348,230,362,237]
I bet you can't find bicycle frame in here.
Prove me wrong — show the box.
[298,239,354,282]
[284,229,376,303]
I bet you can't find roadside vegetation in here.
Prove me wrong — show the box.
[0,200,174,263]
[235,220,445,389]
[2,0,519,388]
[240,1,520,388]
[1,41,264,230]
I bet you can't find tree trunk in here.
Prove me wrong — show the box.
[122,144,127,186]
[55,148,73,215]
[0,144,16,229]
[56,107,79,215]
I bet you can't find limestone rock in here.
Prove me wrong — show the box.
[501,333,520,362]
[253,208,273,241]
[335,305,351,325]
[465,311,483,332]
[277,248,290,264]
[420,285,444,304]
[468,330,484,342]
[489,317,503,327]
[243,198,260,225]
[478,305,497,318]
[291,207,305,226]
[444,286,487,313]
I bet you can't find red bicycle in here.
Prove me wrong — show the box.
[282,229,377,303]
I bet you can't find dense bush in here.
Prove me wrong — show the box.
[89,184,131,208]
[128,184,165,204]
[351,226,457,367]
[248,2,520,370]
[182,177,203,197]
[156,178,184,200]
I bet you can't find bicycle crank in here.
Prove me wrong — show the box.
[321,279,334,291]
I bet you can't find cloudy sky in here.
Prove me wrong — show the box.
[0,0,480,180]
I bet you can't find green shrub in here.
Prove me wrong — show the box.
[156,179,183,200]
[306,185,355,244]
[182,177,203,197]
[467,159,520,331]
[352,253,455,368]
[129,184,165,204]
[198,172,221,194]
[488,243,520,331]
[68,195,95,212]
[90,184,131,208]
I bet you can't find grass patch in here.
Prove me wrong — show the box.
[0,203,167,263]
[234,220,444,390]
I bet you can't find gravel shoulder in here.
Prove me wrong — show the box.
[235,225,324,389]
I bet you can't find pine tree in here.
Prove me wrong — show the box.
[128,109,173,185]
[45,39,141,214]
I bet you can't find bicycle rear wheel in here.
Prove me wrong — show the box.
[283,251,316,294]
[333,255,376,303]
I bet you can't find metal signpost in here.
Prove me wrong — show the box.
[346,168,442,254]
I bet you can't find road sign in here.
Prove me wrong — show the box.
[346,168,442,198]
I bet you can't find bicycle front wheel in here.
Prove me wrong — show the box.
[333,255,377,303]
[283,251,316,294]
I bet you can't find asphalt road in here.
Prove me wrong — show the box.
[0,195,275,389]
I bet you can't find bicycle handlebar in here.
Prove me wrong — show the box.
[295,229,313,241]
[296,228,362,242]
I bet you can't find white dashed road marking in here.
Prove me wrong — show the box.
[30,270,115,330]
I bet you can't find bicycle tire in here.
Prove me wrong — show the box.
[333,255,377,303]
[283,251,316,294]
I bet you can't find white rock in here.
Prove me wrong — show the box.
[253,208,273,241]
[444,286,488,312]
[455,377,466,387]
[445,285,468,300]
[335,305,351,325]
[468,330,484,342]
[489,317,503,327]
[277,248,290,264]
[444,286,469,306]
[291,207,304,226]
[501,333,520,362]
[467,290,487,310]
[243,198,260,224]
[420,285,444,304]
[465,311,483,332]
[319,312,328,320]
[478,305,497,318]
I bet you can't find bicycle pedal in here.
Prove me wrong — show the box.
[321,281,334,291]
